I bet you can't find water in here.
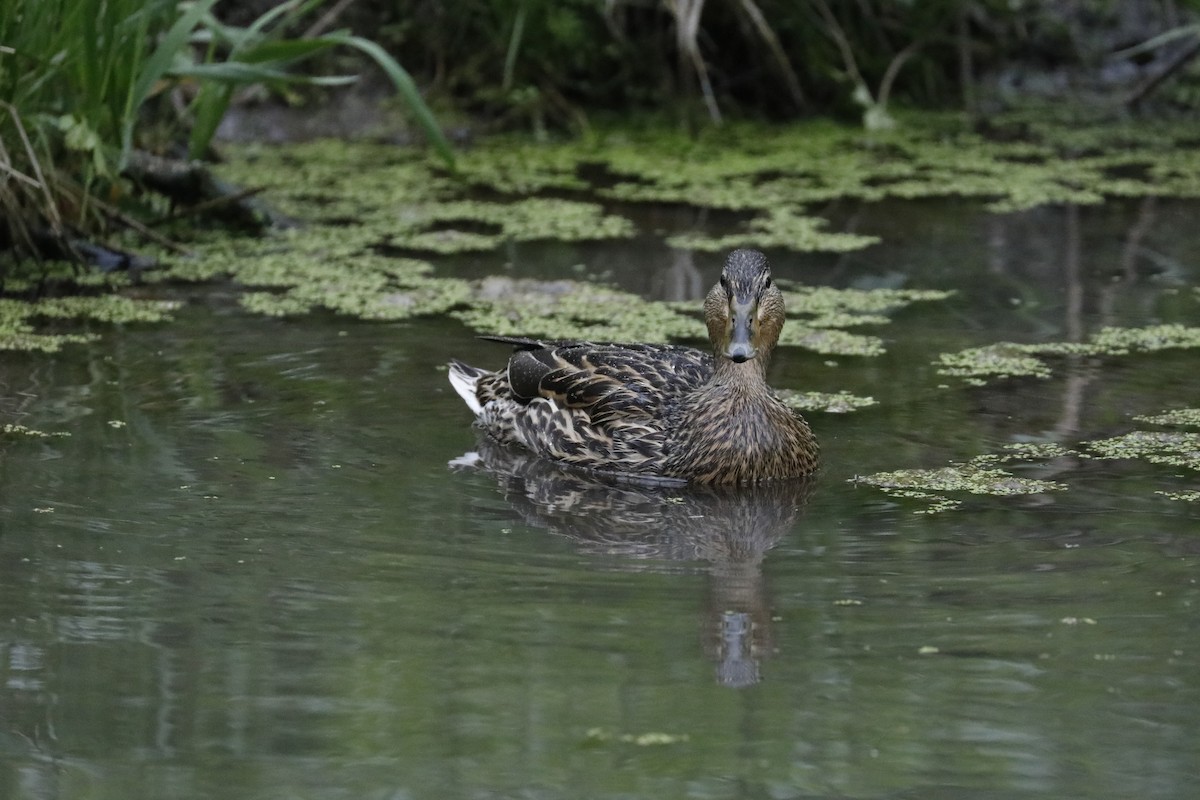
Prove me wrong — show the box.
[1,199,1198,799]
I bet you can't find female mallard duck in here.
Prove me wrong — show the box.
[448,248,818,484]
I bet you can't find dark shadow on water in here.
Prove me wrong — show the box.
[453,435,816,688]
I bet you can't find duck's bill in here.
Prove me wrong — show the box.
[724,309,758,362]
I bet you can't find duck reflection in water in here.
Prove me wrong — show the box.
[452,437,814,687]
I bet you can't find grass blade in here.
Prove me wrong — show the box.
[122,0,221,167]
[321,32,456,170]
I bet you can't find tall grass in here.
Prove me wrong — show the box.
[0,0,454,271]
[1,0,179,253]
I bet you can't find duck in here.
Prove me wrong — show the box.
[447,248,818,485]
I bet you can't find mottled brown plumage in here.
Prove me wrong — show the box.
[448,248,819,484]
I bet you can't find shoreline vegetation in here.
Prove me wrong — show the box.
[3,2,1200,367]
[5,0,1200,276]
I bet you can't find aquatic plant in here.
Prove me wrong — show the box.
[1,423,70,438]
[449,279,698,343]
[388,199,635,253]
[935,325,1200,386]
[666,208,879,253]
[859,409,1200,513]
[859,464,1066,498]
[184,132,970,357]
[1086,431,1200,472]
[778,390,877,413]
[1134,408,1200,428]
[0,294,177,352]
[854,443,1072,514]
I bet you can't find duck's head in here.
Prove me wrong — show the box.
[704,248,784,365]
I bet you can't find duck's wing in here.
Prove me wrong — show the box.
[493,338,712,425]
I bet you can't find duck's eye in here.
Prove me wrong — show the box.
[764,277,772,289]
[719,275,730,292]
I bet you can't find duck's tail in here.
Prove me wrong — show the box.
[447,360,487,416]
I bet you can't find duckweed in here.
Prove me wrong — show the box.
[666,208,879,253]
[234,248,473,321]
[11,113,1200,372]
[785,286,954,317]
[874,489,963,514]
[450,278,698,342]
[1,424,70,438]
[1086,431,1200,471]
[935,344,1053,384]
[936,325,1200,384]
[583,728,690,746]
[0,295,177,352]
[1155,490,1200,502]
[855,444,1071,513]
[991,441,1079,461]
[180,116,1200,354]
[865,410,1200,513]
[0,330,96,352]
[1134,408,1200,428]
[778,390,877,413]
[32,296,179,324]
[777,326,884,356]
[388,199,635,253]
[858,465,1066,496]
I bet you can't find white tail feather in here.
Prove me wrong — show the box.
[447,363,484,415]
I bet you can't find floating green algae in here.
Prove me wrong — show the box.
[779,390,877,413]
[858,464,1066,497]
[209,113,1200,272]
[185,114,1200,340]
[231,241,473,321]
[777,325,884,357]
[871,489,963,514]
[935,325,1200,385]
[9,111,1200,373]
[1085,431,1200,471]
[1086,324,1200,353]
[574,113,1200,215]
[861,410,1200,513]
[186,197,950,353]
[935,344,1054,384]
[31,295,179,324]
[773,285,953,355]
[1155,490,1200,502]
[455,138,592,195]
[1134,408,1200,428]
[387,198,635,254]
[0,295,178,353]
[786,285,954,316]
[583,728,690,746]
[448,278,931,355]
[982,441,1079,462]
[855,441,1073,514]
[1079,407,1200,501]
[212,139,459,222]
[450,278,698,342]
[1,423,70,438]
[666,208,879,253]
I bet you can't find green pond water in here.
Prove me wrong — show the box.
[1,197,1198,799]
